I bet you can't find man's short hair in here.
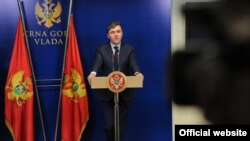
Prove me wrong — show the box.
[107,21,122,33]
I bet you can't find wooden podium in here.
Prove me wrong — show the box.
[90,71,143,141]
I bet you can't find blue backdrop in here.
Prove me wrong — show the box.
[0,0,171,141]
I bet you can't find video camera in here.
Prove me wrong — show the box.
[170,0,250,124]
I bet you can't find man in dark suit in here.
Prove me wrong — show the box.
[87,21,143,141]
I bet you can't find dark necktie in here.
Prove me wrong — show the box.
[114,46,119,71]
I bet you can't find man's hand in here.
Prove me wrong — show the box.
[135,72,144,81]
[87,72,96,85]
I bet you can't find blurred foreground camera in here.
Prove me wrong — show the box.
[171,0,250,124]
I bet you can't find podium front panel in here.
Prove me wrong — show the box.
[91,76,143,89]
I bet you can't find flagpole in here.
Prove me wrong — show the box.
[17,0,47,141]
[54,0,74,140]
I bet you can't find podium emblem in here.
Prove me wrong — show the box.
[106,71,127,93]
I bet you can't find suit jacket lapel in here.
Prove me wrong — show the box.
[119,43,125,64]
[105,44,113,58]
[105,44,114,71]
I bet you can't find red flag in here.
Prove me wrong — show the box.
[61,16,89,141]
[5,18,34,141]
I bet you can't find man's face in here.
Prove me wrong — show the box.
[107,25,123,45]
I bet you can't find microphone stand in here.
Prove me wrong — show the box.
[114,92,120,141]
[113,47,120,141]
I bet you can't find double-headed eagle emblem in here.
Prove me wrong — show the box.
[107,72,127,93]
[110,74,125,89]
[5,71,33,106]
[35,0,62,28]
[63,68,86,103]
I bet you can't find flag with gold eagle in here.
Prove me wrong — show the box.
[5,18,34,141]
[61,15,89,141]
